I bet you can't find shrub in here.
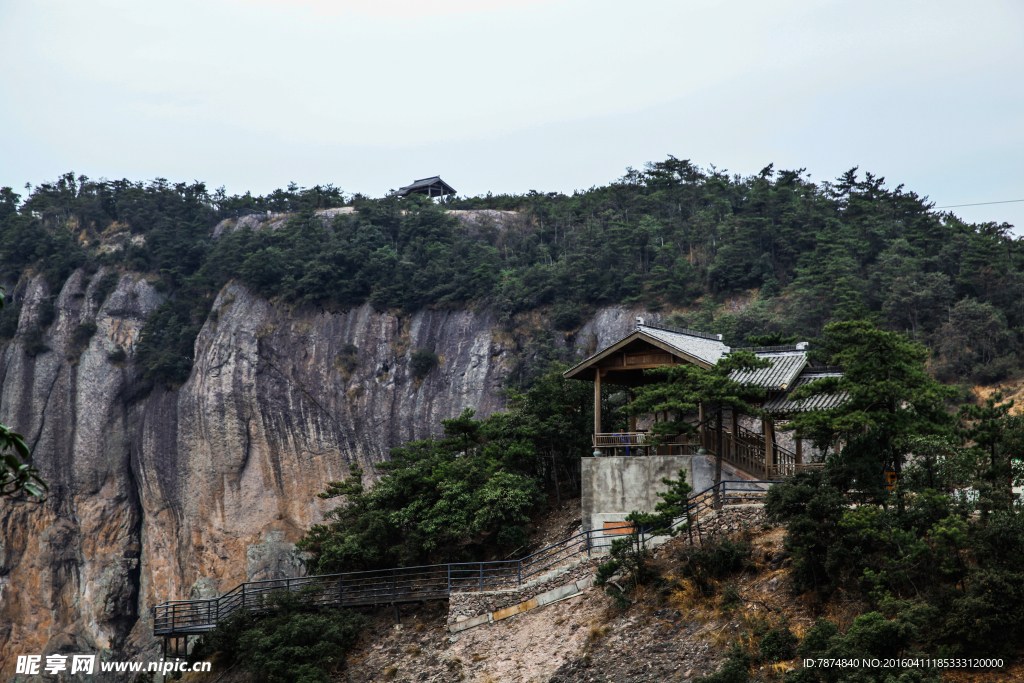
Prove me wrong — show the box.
[189,590,366,683]
[972,354,1017,385]
[0,301,21,339]
[551,301,583,331]
[299,407,547,574]
[595,528,654,609]
[70,321,97,346]
[90,271,120,306]
[135,294,210,386]
[108,348,128,364]
[37,298,56,328]
[66,321,98,362]
[720,583,741,609]
[695,646,750,683]
[758,625,797,663]
[679,538,752,596]
[795,619,839,658]
[410,348,439,379]
[763,470,847,597]
[788,614,939,683]
[21,328,49,356]
[334,344,359,375]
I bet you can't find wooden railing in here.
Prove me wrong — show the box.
[721,431,768,478]
[593,432,705,456]
[591,427,823,480]
[593,432,650,447]
[154,480,779,638]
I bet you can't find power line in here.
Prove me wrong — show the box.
[934,199,1024,209]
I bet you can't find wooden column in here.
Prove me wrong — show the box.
[594,369,602,438]
[795,435,803,465]
[629,390,637,433]
[763,417,774,476]
[730,408,739,460]
[698,402,706,450]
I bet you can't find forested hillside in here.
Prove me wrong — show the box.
[1,158,1019,388]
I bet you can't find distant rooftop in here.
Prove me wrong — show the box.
[397,176,456,198]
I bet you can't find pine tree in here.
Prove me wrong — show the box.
[788,320,955,473]
[630,351,769,484]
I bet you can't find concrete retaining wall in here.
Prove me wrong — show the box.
[581,455,716,533]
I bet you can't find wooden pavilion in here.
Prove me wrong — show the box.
[563,320,845,479]
[396,176,457,198]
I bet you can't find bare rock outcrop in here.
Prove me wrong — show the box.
[0,269,650,681]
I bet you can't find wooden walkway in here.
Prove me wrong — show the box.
[153,480,775,638]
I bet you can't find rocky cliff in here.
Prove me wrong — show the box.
[0,266,647,680]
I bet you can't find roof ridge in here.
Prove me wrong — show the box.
[731,344,803,353]
[640,321,722,342]
[801,365,844,374]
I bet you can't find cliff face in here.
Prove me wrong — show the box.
[0,266,648,680]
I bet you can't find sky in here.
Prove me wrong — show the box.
[1,0,1023,229]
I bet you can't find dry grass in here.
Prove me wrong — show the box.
[587,625,611,642]
[708,625,732,649]
[383,665,399,679]
[668,578,703,613]
[738,608,767,633]
[820,592,868,631]
[471,653,490,662]
[407,646,421,656]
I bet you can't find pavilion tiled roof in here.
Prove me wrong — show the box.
[762,370,849,414]
[640,324,730,366]
[728,350,807,391]
[397,176,456,197]
[562,322,729,377]
[562,322,846,414]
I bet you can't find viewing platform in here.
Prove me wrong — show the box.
[568,320,841,480]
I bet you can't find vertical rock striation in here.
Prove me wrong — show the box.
[6,274,639,680]
[0,265,649,680]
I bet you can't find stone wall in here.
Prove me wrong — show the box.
[447,558,599,626]
[693,504,766,540]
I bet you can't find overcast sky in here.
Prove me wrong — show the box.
[1,0,1022,229]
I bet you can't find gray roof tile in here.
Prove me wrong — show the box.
[729,351,807,391]
[640,325,729,366]
[763,371,849,414]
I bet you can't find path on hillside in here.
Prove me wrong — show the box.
[153,480,775,639]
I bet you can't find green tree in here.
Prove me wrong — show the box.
[787,320,956,472]
[957,393,1022,515]
[936,297,1011,382]
[630,351,770,484]
[299,409,544,573]
[189,590,366,683]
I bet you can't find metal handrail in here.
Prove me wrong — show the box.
[153,479,779,636]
